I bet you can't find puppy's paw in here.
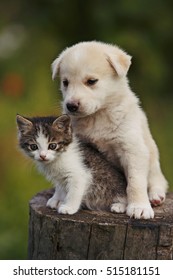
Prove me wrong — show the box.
[111,202,126,213]
[126,203,154,219]
[58,203,78,215]
[46,196,59,209]
[149,190,165,207]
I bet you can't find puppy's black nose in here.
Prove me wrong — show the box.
[66,102,79,112]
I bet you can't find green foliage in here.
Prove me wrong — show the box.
[0,0,172,259]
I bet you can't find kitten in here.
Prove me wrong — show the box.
[16,114,127,215]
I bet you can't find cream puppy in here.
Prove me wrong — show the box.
[52,41,168,219]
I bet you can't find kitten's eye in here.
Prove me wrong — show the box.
[86,79,98,86]
[63,79,69,88]
[30,144,38,151]
[48,143,57,150]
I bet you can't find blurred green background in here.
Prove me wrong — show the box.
[0,0,172,259]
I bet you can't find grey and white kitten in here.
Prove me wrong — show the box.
[16,114,127,215]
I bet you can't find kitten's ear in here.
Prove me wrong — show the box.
[16,114,33,134]
[52,115,71,132]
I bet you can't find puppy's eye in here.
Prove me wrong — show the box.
[86,79,98,86]
[30,144,38,151]
[63,79,69,87]
[48,143,57,150]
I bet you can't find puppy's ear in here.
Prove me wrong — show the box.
[106,48,132,77]
[51,47,70,80]
[51,56,62,80]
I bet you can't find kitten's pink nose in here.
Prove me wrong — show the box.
[40,154,46,160]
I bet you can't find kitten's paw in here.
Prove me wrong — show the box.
[58,204,78,215]
[46,196,59,209]
[126,203,154,219]
[149,190,166,207]
[111,202,126,213]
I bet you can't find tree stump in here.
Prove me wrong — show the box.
[28,189,173,260]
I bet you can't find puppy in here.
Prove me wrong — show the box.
[52,41,168,219]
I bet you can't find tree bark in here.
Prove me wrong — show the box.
[28,189,173,260]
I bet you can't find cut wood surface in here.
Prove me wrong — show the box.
[28,189,173,260]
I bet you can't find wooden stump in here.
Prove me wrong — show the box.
[28,189,173,260]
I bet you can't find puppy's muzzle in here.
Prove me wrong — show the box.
[66,101,79,113]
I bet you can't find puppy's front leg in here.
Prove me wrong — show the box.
[121,143,154,219]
